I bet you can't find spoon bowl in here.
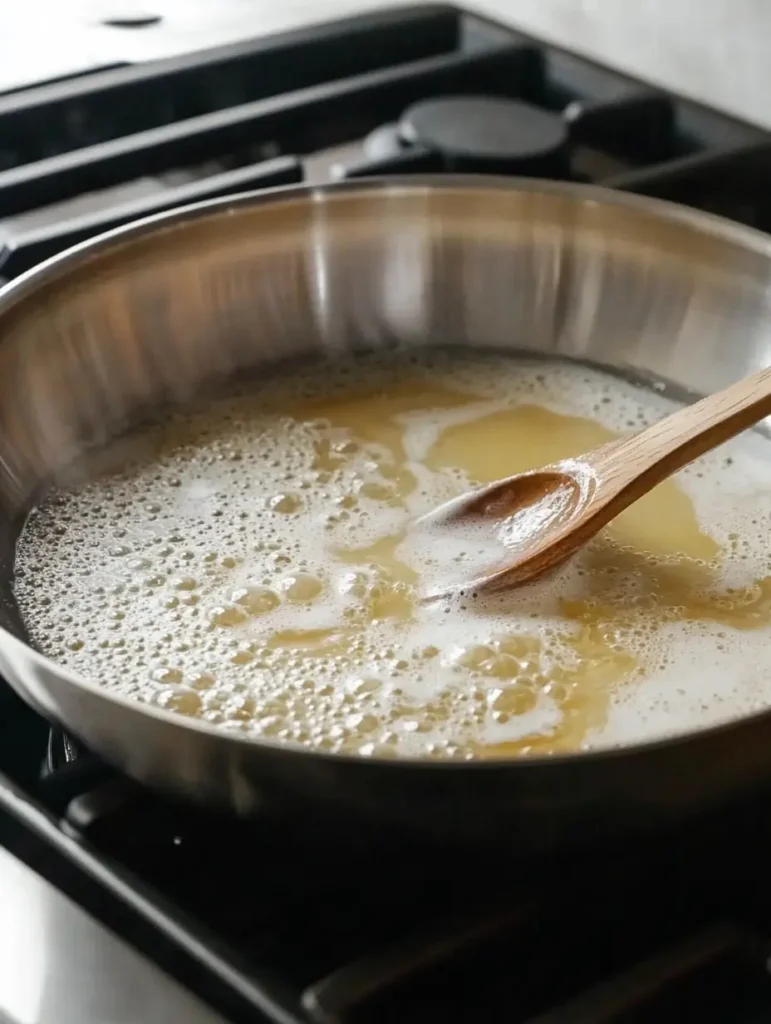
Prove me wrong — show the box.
[422,468,585,527]
[417,467,590,595]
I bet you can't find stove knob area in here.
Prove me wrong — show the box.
[398,96,570,177]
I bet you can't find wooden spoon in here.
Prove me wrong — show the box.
[418,366,771,597]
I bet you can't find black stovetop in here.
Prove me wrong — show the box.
[4,6,771,1022]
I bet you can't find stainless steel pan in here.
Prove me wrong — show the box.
[1,176,771,850]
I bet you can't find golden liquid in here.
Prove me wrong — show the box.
[14,352,771,759]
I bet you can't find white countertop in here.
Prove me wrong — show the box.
[0,843,227,1024]
[2,0,770,128]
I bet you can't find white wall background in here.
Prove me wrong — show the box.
[496,0,771,128]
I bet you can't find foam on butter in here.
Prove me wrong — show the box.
[13,349,771,759]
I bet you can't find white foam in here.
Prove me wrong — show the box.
[14,350,771,758]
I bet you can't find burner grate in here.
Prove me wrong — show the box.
[303,924,771,1024]
[527,926,771,1024]
[0,7,461,166]
[26,731,771,1023]
[0,156,302,279]
[2,4,771,284]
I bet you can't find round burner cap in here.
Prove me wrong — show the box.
[400,95,569,175]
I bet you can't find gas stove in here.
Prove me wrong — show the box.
[3,5,771,1022]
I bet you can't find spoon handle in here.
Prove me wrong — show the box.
[598,366,771,498]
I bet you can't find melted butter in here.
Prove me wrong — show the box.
[292,378,477,463]
[426,404,718,563]
[14,351,771,759]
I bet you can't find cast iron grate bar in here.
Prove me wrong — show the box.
[605,140,771,200]
[0,41,538,220]
[566,93,677,162]
[63,779,142,834]
[0,64,130,99]
[301,901,535,1024]
[0,155,302,279]
[339,146,444,179]
[0,5,461,166]
[525,924,771,1023]
[299,917,771,1024]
